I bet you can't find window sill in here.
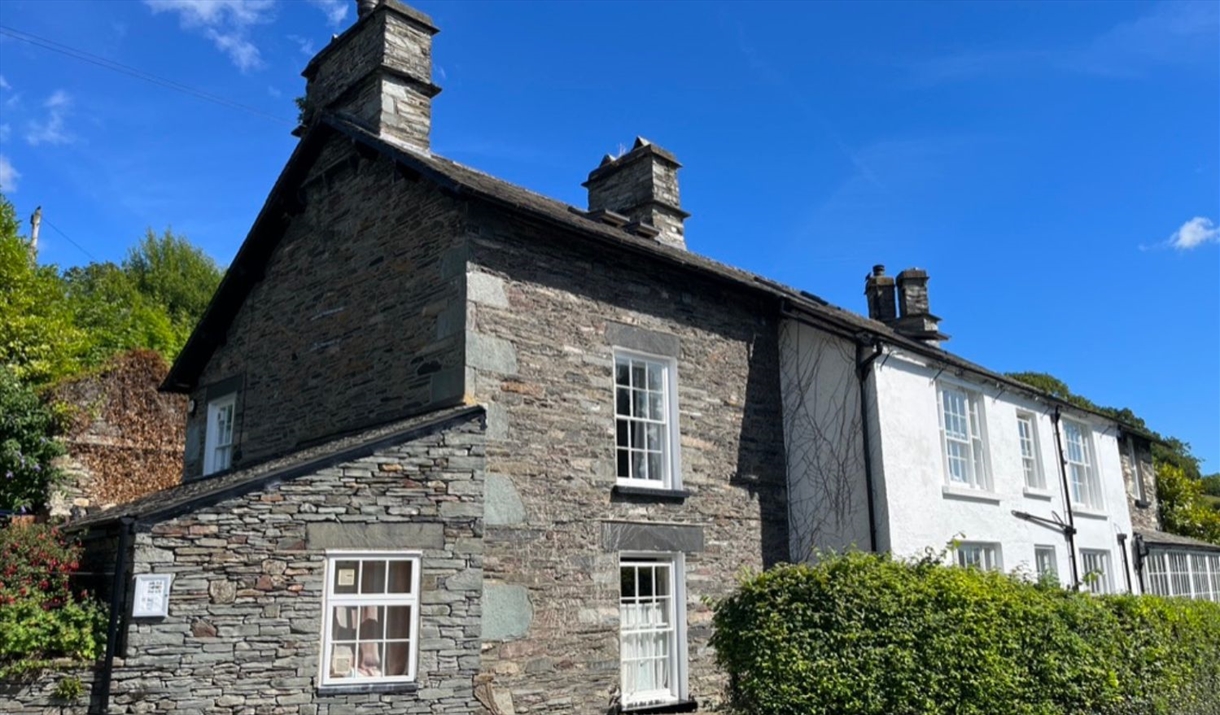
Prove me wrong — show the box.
[941,485,1001,504]
[317,682,418,696]
[1072,508,1109,520]
[612,484,691,502]
[620,699,699,714]
[1023,488,1053,501]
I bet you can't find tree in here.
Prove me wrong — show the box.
[1157,462,1220,545]
[62,263,180,366]
[122,228,222,335]
[0,366,64,511]
[0,195,89,386]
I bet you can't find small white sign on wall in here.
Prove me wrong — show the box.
[132,574,173,618]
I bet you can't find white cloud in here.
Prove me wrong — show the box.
[288,34,316,56]
[0,155,19,192]
[0,124,10,143]
[26,90,74,147]
[1168,217,1220,250]
[0,76,9,91]
[307,0,348,27]
[145,0,275,71]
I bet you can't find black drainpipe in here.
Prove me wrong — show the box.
[96,517,135,714]
[1051,407,1081,589]
[1117,533,1133,594]
[855,337,884,553]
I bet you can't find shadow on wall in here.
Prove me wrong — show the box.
[731,326,790,568]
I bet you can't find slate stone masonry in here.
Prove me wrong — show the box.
[465,202,789,713]
[106,413,485,715]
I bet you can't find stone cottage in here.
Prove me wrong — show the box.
[38,1,1204,714]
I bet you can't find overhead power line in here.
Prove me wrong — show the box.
[0,25,295,126]
[42,217,97,262]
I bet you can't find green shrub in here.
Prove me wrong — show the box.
[0,523,107,677]
[711,552,1220,715]
[0,366,65,512]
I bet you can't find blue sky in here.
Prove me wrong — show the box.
[0,0,1217,470]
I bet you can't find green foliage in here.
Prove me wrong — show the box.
[123,227,222,335]
[712,552,1220,715]
[1199,474,1220,498]
[0,367,65,512]
[0,524,107,677]
[63,262,182,364]
[0,198,90,385]
[1157,463,1220,545]
[52,675,84,701]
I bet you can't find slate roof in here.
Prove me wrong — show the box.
[67,404,483,531]
[162,112,1157,441]
[1136,528,1220,552]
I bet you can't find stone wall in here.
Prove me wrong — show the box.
[1121,434,1160,533]
[108,412,485,714]
[464,204,788,713]
[185,137,467,479]
[0,665,98,715]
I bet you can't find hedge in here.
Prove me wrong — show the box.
[711,552,1220,715]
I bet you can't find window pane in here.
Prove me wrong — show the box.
[616,420,629,449]
[357,606,385,640]
[361,561,387,594]
[617,388,631,417]
[616,360,630,387]
[384,641,411,677]
[328,642,356,679]
[632,363,646,390]
[617,449,629,478]
[333,561,359,595]
[386,605,413,639]
[356,641,384,677]
[332,605,359,641]
[646,363,663,391]
[388,561,413,594]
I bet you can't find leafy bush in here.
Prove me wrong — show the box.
[0,366,65,512]
[0,523,107,677]
[712,552,1220,715]
[1158,462,1220,546]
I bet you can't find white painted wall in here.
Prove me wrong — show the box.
[867,349,1138,592]
[779,320,872,560]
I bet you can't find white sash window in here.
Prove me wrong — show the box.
[203,394,236,476]
[619,554,687,708]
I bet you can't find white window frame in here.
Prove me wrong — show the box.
[1149,550,1220,602]
[1016,412,1045,490]
[1062,419,1103,511]
[1080,549,1113,594]
[319,551,422,688]
[202,393,237,476]
[955,542,1002,571]
[1034,545,1058,582]
[613,351,682,491]
[619,552,688,709]
[937,383,990,490]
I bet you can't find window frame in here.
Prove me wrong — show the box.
[1062,418,1103,511]
[1016,411,1045,490]
[937,383,990,491]
[613,350,682,491]
[1080,548,1113,595]
[319,550,423,689]
[202,393,237,476]
[955,542,1002,571]
[618,552,689,709]
[1034,545,1058,582]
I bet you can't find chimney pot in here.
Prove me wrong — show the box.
[864,264,897,323]
[872,264,886,276]
[357,0,378,17]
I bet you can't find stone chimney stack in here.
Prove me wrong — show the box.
[582,137,690,250]
[893,268,946,344]
[863,265,947,345]
[864,264,896,323]
[300,0,440,152]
